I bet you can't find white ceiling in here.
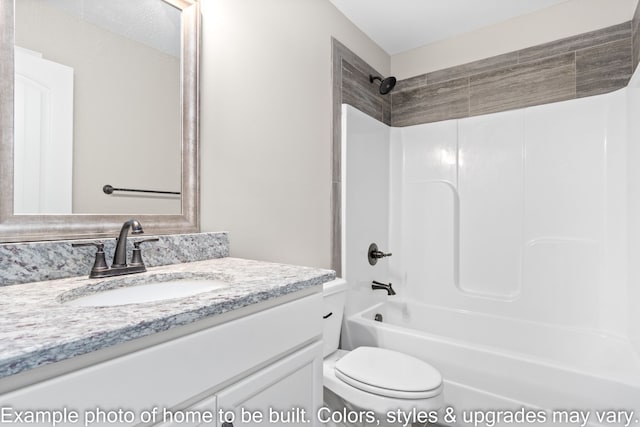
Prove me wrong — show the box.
[329,0,572,55]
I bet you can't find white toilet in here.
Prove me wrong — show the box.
[322,279,444,427]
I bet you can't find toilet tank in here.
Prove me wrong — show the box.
[322,278,347,357]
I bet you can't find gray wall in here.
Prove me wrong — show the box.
[199,0,390,270]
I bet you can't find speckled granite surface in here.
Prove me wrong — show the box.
[0,232,229,286]
[0,257,335,379]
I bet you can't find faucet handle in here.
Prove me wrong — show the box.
[72,241,109,277]
[130,238,159,267]
[132,237,160,247]
[72,241,104,249]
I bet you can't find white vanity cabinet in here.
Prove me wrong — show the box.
[157,342,323,427]
[214,342,323,427]
[0,292,324,427]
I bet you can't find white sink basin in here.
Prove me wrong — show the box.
[65,279,229,307]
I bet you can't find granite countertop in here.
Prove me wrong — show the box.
[0,257,335,381]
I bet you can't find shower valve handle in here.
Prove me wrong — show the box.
[371,250,392,259]
[368,243,392,265]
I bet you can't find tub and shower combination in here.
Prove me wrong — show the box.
[348,300,640,423]
[340,71,640,424]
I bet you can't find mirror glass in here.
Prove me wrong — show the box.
[14,0,182,215]
[0,0,199,243]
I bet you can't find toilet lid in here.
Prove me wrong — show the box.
[334,347,442,399]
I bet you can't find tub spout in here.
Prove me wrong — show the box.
[372,280,396,296]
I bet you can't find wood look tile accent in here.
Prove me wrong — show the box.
[331,38,391,274]
[393,22,633,126]
[342,60,385,122]
[394,74,428,92]
[392,77,469,126]
[518,22,631,63]
[576,39,632,98]
[428,51,519,85]
[383,96,391,125]
[470,54,576,116]
[634,28,640,72]
[331,38,390,184]
[634,0,640,71]
[331,41,342,184]
[331,182,342,275]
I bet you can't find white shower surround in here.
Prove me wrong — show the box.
[340,67,640,418]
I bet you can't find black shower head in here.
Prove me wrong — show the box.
[369,74,397,95]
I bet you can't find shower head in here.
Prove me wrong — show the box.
[369,74,397,95]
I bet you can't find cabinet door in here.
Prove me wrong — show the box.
[217,342,323,427]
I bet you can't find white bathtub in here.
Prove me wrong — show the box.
[346,299,640,427]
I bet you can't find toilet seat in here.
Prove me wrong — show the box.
[323,350,444,416]
[334,347,442,399]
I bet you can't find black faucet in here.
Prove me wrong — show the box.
[72,219,158,278]
[372,280,396,295]
[112,219,144,268]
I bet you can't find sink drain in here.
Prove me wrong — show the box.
[374,313,383,322]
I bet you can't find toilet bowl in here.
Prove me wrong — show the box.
[322,279,444,427]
